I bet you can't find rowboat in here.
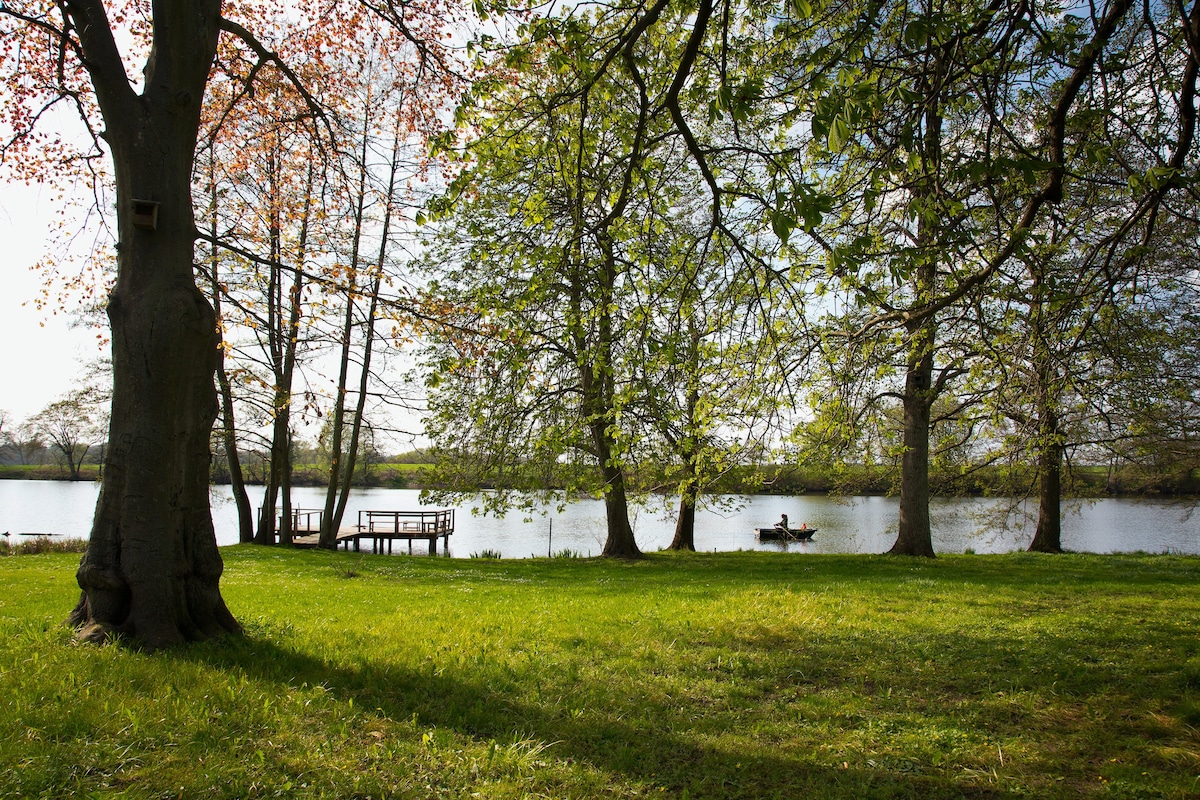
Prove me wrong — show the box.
[756,526,816,541]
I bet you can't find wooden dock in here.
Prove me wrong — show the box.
[268,508,455,555]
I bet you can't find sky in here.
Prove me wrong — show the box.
[0,180,106,424]
[0,178,428,451]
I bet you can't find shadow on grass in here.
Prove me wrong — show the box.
[169,628,1015,799]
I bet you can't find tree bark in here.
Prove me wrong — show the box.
[887,67,941,559]
[669,480,698,551]
[889,326,937,558]
[586,242,641,559]
[1028,435,1064,552]
[1027,264,1064,553]
[667,327,701,552]
[593,422,641,558]
[65,0,241,648]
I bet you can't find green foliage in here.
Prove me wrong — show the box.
[550,548,585,559]
[418,5,795,543]
[1,548,1198,797]
[0,536,88,556]
[470,549,503,559]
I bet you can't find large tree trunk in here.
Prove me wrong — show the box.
[66,0,241,648]
[1029,437,1064,552]
[1027,266,1065,553]
[889,317,937,558]
[594,425,641,558]
[1029,370,1064,552]
[668,481,698,551]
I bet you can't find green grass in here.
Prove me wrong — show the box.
[1,548,1198,798]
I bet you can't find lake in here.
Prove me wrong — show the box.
[2,481,1198,557]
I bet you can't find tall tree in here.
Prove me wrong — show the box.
[630,212,793,551]
[971,0,1200,551]
[31,391,100,480]
[0,0,464,646]
[422,9,699,557]
[1,0,243,644]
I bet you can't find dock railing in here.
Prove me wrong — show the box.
[258,507,324,535]
[345,509,455,554]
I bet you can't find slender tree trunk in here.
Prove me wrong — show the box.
[255,476,279,544]
[254,152,285,546]
[888,74,941,559]
[254,148,308,547]
[668,326,703,552]
[317,294,356,548]
[1026,262,1065,553]
[580,344,639,557]
[274,186,309,548]
[327,118,401,538]
[317,293,355,548]
[279,432,294,547]
[59,444,83,480]
[207,156,254,543]
[319,99,373,548]
[330,269,381,535]
[215,341,254,543]
[1028,305,1064,553]
[593,239,640,559]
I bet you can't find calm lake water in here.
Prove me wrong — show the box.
[2,480,1198,557]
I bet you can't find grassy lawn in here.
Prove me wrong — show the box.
[1,548,1198,798]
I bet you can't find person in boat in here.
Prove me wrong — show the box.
[775,514,790,534]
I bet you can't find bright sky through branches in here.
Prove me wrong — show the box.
[0,180,104,422]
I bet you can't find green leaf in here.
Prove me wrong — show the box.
[771,210,796,244]
[903,19,928,49]
[828,117,851,151]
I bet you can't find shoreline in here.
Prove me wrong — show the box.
[2,470,1198,500]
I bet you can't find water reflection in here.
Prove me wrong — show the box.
[1,481,1196,558]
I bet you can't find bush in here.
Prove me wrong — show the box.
[470,549,503,559]
[551,548,584,559]
[1,535,88,555]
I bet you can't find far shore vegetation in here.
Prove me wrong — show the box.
[3,450,1198,498]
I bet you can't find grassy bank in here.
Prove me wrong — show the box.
[0,464,100,481]
[1,549,1198,798]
